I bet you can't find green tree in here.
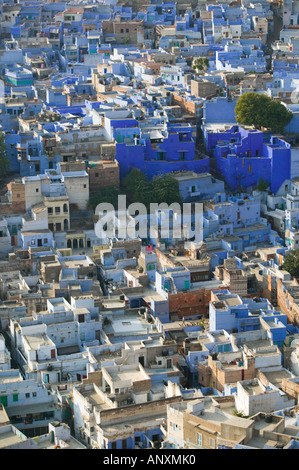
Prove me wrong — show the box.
[282,250,299,278]
[121,168,149,205]
[256,178,269,192]
[235,92,293,133]
[193,57,209,72]
[88,185,121,211]
[152,174,182,206]
[0,132,10,178]
[121,170,182,210]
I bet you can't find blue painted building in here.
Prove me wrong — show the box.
[20,229,54,250]
[114,120,210,180]
[209,290,288,346]
[205,125,291,194]
[5,67,34,87]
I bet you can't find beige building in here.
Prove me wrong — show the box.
[215,258,247,297]
[165,397,255,449]
[61,171,89,210]
[102,18,144,46]
[190,79,219,99]
[88,160,119,194]
[44,194,70,232]
[252,16,268,45]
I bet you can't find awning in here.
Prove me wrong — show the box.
[6,402,57,417]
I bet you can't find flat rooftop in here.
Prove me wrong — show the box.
[233,223,269,234]
[243,381,265,396]
[32,435,87,450]
[172,172,212,181]
[101,415,166,436]
[262,369,293,388]
[80,388,111,411]
[0,429,25,449]
[243,339,273,349]
[210,333,229,343]
[101,300,126,309]
[103,315,152,336]
[213,294,243,308]
[108,367,146,383]
[0,375,23,385]
[24,333,53,350]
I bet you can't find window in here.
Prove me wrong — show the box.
[210,438,215,448]
[25,393,30,398]
[173,423,178,431]
[32,392,37,397]
[36,188,39,192]
[147,264,155,271]
[48,207,53,214]
[13,394,18,402]
[55,206,60,213]
[197,432,202,447]
[0,396,7,406]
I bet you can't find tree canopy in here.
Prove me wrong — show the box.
[282,250,299,279]
[121,169,182,210]
[0,132,10,178]
[256,178,269,192]
[88,184,121,211]
[89,170,182,212]
[193,57,209,72]
[151,174,182,207]
[235,92,293,134]
[121,168,149,205]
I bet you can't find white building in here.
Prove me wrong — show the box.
[235,378,295,416]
